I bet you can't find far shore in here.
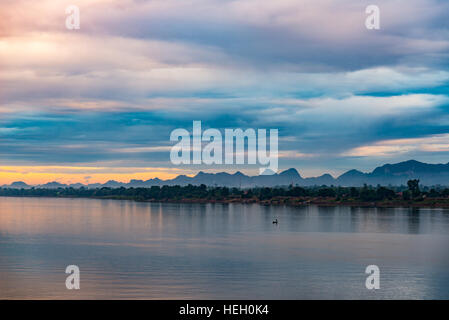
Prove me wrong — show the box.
[138,196,449,208]
[2,194,449,209]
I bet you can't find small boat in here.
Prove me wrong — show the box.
[272,219,278,224]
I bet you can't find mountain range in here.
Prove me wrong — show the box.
[3,160,449,189]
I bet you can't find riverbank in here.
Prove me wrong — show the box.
[3,194,449,208]
[90,195,449,208]
[3,184,449,209]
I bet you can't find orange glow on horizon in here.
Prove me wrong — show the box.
[0,166,187,185]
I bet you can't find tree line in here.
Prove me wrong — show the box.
[1,179,448,202]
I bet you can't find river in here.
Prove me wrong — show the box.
[1,197,448,299]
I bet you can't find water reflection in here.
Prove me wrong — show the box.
[407,208,421,234]
[0,197,449,299]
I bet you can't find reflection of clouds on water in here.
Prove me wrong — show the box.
[0,197,449,299]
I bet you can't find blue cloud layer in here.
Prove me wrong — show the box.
[1,0,449,177]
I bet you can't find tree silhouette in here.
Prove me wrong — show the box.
[407,179,420,198]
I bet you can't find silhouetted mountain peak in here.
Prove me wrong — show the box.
[339,169,365,178]
[4,160,449,189]
[69,183,84,188]
[216,172,232,177]
[173,175,191,181]
[10,181,29,187]
[39,182,67,189]
[371,159,449,177]
[195,171,207,177]
[103,180,123,187]
[280,168,301,178]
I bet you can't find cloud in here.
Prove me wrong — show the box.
[1,93,448,168]
[0,0,449,181]
[344,134,449,157]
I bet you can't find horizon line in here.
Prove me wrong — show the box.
[1,159,446,186]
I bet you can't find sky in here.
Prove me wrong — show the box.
[1,0,449,185]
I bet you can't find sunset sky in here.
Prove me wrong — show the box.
[1,0,449,185]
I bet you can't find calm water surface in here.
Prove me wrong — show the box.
[1,197,449,299]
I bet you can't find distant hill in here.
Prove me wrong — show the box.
[3,160,449,189]
[8,181,31,189]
